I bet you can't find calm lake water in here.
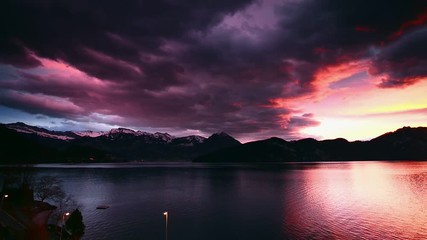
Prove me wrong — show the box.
[2,161,427,239]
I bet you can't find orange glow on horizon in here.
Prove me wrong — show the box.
[291,63,427,140]
[266,58,427,141]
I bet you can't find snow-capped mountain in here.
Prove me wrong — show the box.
[104,128,176,143]
[3,121,427,164]
[5,122,78,141]
[107,128,138,135]
[1,122,241,163]
[74,130,106,138]
[172,135,206,146]
[153,132,175,142]
[5,123,178,143]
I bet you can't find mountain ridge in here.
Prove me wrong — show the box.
[0,122,241,163]
[2,122,427,163]
[5,122,183,142]
[195,126,427,162]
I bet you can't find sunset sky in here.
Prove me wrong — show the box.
[1,0,426,142]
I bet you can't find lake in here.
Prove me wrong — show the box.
[2,161,427,239]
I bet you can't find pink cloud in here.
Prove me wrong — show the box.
[1,58,114,102]
[2,91,84,117]
[312,61,368,87]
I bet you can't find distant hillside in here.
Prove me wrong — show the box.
[0,122,241,164]
[194,127,427,162]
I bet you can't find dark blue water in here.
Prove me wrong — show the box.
[2,161,427,239]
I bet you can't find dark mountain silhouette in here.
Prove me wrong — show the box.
[0,122,241,163]
[0,125,54,164]
[0,124,112,163]
[367,127,427,160]
[194,127,427,162]
[198,132,242,154]
[2,122,427,164]
[194,137,296,162]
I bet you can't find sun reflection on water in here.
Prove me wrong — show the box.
[283,162,427,239]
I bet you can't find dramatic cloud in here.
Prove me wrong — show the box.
[371,28,427,88]
[0,91,84,118]
[0,0,426,140]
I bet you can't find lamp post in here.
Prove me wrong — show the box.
[60,212,70,240]
[1,194,8,208]
[163,211,168,240]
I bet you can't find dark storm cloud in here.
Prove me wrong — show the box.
[0,0,253,77]
[0,0,426,139]
[277,0,426,55]
[371,28,427,88]
[273,0,427,88]
[0,90,84,118]
[0,40,41,68]
[178,0,427,101]
[0,72,95,98]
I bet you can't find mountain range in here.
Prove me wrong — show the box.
[1,122,427,164]
[0,122,241,163]
[195,126,427,162]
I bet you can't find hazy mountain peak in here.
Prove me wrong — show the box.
[211,131,231,137]
[172,135,206,146]
[108,128,137,135]
[153,132,175,142]
[74,130,106,138]
[5,122,77,141]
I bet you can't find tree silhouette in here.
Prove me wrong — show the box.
[33,176,65,202]
[65,209,85,240]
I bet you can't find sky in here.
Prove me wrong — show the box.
[0,0,426,142]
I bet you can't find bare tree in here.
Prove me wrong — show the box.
[51,193,81,226]
[33,176,65,203]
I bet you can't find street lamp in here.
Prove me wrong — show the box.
[163,211,168,240]
[1,194,8,208]
[60,212,70,240]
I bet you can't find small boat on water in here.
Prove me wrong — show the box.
[96,205,110,209]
